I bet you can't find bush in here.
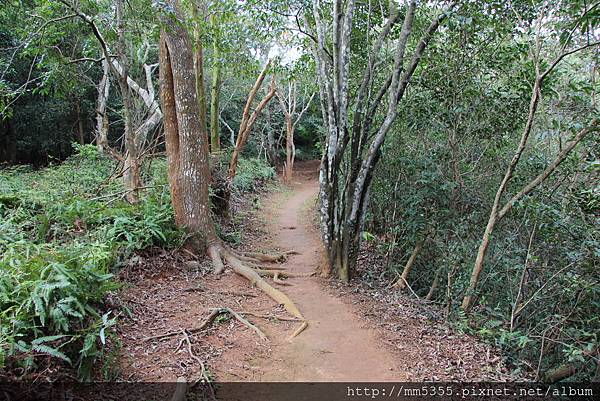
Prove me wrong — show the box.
[233,158,276,192]
[0,145,181,379]
[0,145,276,379]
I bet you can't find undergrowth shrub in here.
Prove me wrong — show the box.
[232,158,276,192]
[0,144,181,379]
[0,145,275,379]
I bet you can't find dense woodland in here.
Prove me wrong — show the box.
[0,0,599,385]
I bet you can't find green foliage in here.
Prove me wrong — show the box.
[0,145,181,379]
[232,157,276,192]
[366,1,599,380]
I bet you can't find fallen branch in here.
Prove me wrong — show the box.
[143,309,221,342]
[210,308,268,341]
[239,311,302,322]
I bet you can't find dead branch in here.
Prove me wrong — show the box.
[143,309,221,342]
[210,308,268,341]
[238,311,302,322]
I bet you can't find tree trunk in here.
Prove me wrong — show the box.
[116,0,141,204]
[393,240,423,290]
[191,1,208,140]
[159,11,215,248]
[95,59,110,153]
[284,120,295,182]
[209,14,221,152]
[75,100,85,145]
[228,67,275,180]
[425,265,442,301]
[308,0,451,280]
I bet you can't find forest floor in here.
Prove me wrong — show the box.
[115,160,514,382]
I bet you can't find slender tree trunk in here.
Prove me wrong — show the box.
[426,266,442,301]
[228,67,275,180]
[308,0,451,280]
[463,119,597,310]
[95,59,110,153]
[284,120,295,182]
[393,240,423,290]
[116,0,141,204]
[209,14,221,152]
[75,100,85,145]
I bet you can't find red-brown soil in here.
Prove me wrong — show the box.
[116,160,512,382]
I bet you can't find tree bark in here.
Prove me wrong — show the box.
[308,0,453,281]
[393,240,423,290]
[191,1,208,142]
[209,13,221,152]
[116,0,141,204]
[159,7,215,248]
[95,59,110,153]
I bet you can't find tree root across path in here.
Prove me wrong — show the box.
[207,242,308,340]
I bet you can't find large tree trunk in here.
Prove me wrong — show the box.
[191,1,208,139]
[159,15,215,248]
[158,3,307,338]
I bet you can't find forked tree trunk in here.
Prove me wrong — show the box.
[159,13,216,249]
[228,64,276,180]
[308,0,452,281]
[276,81,314,183]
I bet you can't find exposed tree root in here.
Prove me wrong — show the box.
[176,329,213,386]
[207,242,308,340]
[244,250,299,263]
[254,269,301,278]
[146,307,268,343]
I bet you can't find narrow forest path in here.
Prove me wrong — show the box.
[117,161,508,383]
[251,161,403,381]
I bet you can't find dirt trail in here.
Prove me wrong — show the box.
[117,161,509,383]
[253,161,403,381]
